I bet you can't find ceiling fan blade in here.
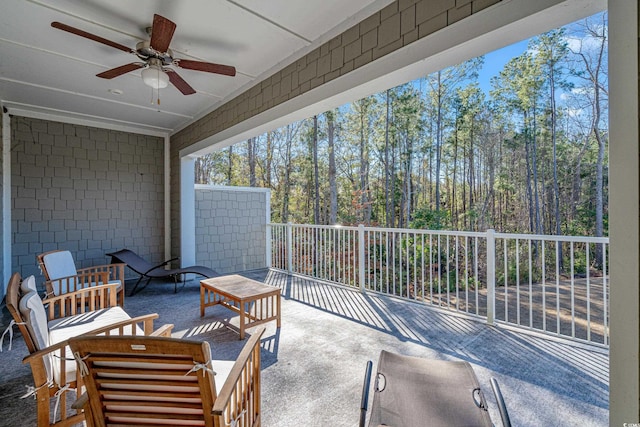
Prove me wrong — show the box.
[150,14,176,53]
[97,63,145,79]
[166,70,196,95]
[51,22,132,53]
[175,59,236,77]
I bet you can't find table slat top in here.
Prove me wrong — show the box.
[201,274,280,299]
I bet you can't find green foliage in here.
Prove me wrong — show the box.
[409,208,449,230]
[496,260,543,285]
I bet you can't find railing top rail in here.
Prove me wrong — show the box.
[493,232,609,244]
[268,223,609,243]
[269,223,360,231]
[268,223,485,237]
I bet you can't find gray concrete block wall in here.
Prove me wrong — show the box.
[195,186,269,274]
[11,116,165,282]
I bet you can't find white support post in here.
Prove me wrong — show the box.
[2,111,11,294]
[265,191,272,268]
[358,224,365,292]
[286,222,292,275]
[486,228,496,325]
[180,157,196,268]
[164,134,171,263]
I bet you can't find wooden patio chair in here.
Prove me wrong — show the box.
[5,272,173,427]
[37,249,126,306]
[359,350,512,427]
[69,327,264,427]
[107,248,218,295]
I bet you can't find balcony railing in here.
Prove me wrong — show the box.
[268,223,609,347]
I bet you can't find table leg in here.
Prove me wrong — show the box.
[239,301,246,340]
[200,285,205,317]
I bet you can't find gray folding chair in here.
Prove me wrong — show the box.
[360,350,512,427]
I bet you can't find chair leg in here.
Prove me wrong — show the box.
[173,274,189,293]
[129,276,153,296]
[128,275,145,296]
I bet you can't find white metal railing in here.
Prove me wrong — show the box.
[269,223,610,347]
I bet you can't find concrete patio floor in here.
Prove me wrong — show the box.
[0,269,608,426]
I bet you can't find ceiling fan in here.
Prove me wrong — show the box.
[51,14,236,95]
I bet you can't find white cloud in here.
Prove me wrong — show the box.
[565,33,606,53]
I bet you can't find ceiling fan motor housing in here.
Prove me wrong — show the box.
[136,40,173,65]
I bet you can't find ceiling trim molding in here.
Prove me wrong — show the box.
[0,77,193,120]
[4,102,169,137]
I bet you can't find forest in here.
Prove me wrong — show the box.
[195,13,608,239]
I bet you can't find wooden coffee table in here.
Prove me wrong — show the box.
[200,274,281,339]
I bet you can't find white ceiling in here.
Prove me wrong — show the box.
[0,0,393,135]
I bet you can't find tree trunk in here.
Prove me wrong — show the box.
[434,71,443,214]
[524,111,535,233]
[227,145,233,185]
[358,104,371,224]
[531,103,541,235]
[327,112,338,224]
[312,115,320,224]
[248,137,256,187]
[265,132,273,187]
[384,89,392,227]
[282,126,293,222]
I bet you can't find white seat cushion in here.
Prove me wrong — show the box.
[48,306,139,342]
[211,359,234,395]
[48,307,140,384]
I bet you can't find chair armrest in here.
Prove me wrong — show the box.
[150,323,174,337]
[42,283,120,320]
[360,360,373,427]
[212,327,265,424]
[490,378,512,427]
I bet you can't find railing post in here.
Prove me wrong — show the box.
[358,224,365,292]
[486,228,496,325]
[286,222,293,275]
[265,224,272,269]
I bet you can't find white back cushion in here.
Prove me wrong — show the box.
[19,291,54,382]
[20,275,37,294]
[18,291,50,350]
[43,251,77,280]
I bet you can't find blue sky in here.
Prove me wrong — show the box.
[477,39,529,94]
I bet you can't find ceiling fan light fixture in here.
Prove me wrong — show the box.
[141,64,169,89]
